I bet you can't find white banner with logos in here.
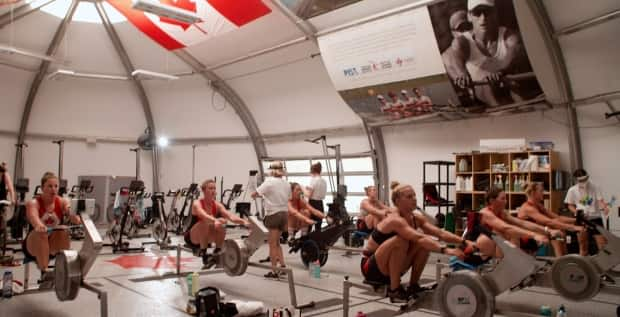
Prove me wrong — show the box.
[318,7,445,91]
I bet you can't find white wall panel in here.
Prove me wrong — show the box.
[383,109,570,207]
[145,77,249,138]
[0,65,30,130]
[560,19,620,99]
[576,103,620,233]
[542,0,620,31]
[20,138,152,200]
[224,42,362,135]
[27,77,147,137]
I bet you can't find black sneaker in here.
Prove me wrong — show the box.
[387,286,410,303]
[406,283,424,297]
[38,271,55,289]
[202,253,216,269]
[264,271,279,279]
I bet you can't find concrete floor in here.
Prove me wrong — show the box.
[1,228,619,317]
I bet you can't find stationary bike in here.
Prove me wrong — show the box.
[0,199,14,265]
[106,180,145,253]
[150,191,172,248]
[169,183,199,235]
[165,188,182,232]
[67,180,94,240]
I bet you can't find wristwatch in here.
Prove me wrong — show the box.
[440,246,447,254]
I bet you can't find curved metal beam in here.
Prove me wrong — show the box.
[268,0,317,44]
[14,0,78,179]
[526,0,582,171]
[555,9,620,37]
[0,0,57,29]
[173,49,268,180]
[95,2,160,191]
[364,123,388,203]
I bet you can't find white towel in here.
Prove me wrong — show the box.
[229,300,265,316]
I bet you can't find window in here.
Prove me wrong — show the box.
[345,175,375,193]
[283,160,310,173]
[40,0,127,23]
[343,157,373,172]
[261,154,375,215]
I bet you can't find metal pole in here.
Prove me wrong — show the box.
[13,143,27,179]
[130,148,140,180]
[555,9,620,37]
[192,144,196,183]
[52,140,64,180]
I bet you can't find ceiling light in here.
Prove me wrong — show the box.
[48,69,128,81]
[131,69,179,80]
[0,44,56,62]
[131,0,201,25]
[157,136,169,147]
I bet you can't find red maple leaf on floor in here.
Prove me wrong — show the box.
[158,0,197,30]
[106,254,194,270]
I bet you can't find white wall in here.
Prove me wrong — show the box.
[220,41,363,135]
[144,77,249,138]
[577,102,620,233]
[17,138,151,200]
[0,65,31,131]
[27,78,147,137]
[382,106,620,233]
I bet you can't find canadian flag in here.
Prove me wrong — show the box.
[107,0,272,50]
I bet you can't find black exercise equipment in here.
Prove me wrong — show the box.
[168,183,199,235]
[9,178,29,241]
[67,180,94,240]
[288,135,356,267]
[106,180,146,253]
[221,183,243,210]
[605,110,620,119]
[148,191,172,248]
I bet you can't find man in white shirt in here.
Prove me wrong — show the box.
[564,169,610,256]
[252,161,291,278]
[306,162,327,232]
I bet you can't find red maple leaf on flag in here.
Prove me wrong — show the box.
[158,0,197,30]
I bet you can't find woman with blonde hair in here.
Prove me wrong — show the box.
[359,185,389,231]
[518,182,583,256]
[361,181,466,302]
[287,182,324,241]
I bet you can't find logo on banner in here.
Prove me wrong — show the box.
[107,0,272,50]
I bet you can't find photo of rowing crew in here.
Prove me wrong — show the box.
[376,88,434,120]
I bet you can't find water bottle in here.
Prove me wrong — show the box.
[556,305,566,317]
[313,260,321,279]
[540,305,552,316]
[2,270,13,298]
[186,273,193,296]
[191,272,199,296]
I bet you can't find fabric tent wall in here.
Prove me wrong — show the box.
[218,41,363,135]
[577,102,620,232]
[18,138,152,201]
[144,77,250,138]
[157,143,258,213]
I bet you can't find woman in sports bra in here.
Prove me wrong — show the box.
[186,179,249,266]
[472,187,557,258]
[361,181,466,303]
[359,185,389,232]
[287,182,324,241]
[518,182,584,256]
[25,172,80,280]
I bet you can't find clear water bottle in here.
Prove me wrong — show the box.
[540,305,552,317]
[313,260,321,279]
[556,305,566,317]
[2,270,13,298]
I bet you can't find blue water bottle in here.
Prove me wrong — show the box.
[3,270,13,298]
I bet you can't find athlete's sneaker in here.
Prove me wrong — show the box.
[387,286,410,303]
[264,271,279,279]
